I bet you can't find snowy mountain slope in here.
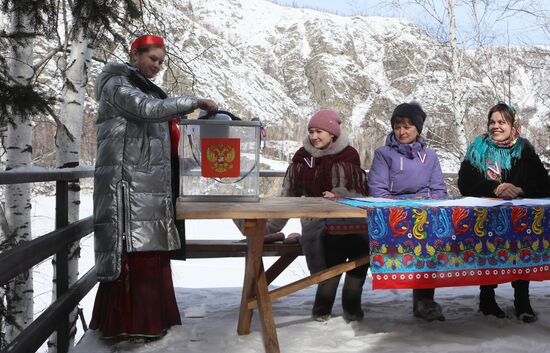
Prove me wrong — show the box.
[141,0,548,170]
[27,0,547,171]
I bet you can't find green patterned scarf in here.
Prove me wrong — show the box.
[464,134,524,181]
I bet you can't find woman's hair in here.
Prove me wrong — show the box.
[392,116,414,127]
[391,101,426,134]
[487,103,515,127]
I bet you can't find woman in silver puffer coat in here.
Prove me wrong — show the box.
[90,35,217,340]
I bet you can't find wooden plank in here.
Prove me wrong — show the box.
[0,167,94,185]
[3,268,97,353]
[182,240,302,258]
[176,197,366,220]
[265,253,299,285]
[247,255,370,310]
[0,217,93,286]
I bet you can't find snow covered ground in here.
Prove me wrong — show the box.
[28,193,550,353]
[75,282,550,353]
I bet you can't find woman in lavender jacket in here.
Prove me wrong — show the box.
[368,101,447,321]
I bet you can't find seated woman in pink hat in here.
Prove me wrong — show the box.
[267,109,369,322]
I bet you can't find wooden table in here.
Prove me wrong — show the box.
[176,197,368,353]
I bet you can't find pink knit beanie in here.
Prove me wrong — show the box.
[307,109,342,137]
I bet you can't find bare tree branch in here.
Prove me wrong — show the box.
[45,104,76,142]
[33,45,62,72]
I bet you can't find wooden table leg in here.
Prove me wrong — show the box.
[237,219,280,353]
[237,219,261,335]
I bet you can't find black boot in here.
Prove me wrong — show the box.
[312,276,341,321]
[413,288,445,321]
[342,275,365,322]
[513,280,537,323]
[479,285,505,318]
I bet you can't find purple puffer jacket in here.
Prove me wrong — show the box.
[368,133,447,198]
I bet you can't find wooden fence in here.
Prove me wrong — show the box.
[0,168,95,353]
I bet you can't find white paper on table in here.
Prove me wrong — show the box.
[349,196,550,207]
[499,198,550,206]
[409,197,550,207]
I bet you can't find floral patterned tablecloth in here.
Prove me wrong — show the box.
[334,197,550,290]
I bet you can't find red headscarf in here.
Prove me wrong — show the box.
[130,35,165,52]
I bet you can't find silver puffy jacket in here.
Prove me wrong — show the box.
[93,62,198,282]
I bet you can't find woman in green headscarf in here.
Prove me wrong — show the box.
[458,102,550,323]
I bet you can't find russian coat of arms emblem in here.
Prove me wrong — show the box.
[201,138,240,177]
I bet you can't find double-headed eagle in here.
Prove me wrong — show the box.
[206,144,236,173]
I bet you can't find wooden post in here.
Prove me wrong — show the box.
[55,180,69,353]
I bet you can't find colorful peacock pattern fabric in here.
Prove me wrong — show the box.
[336,198,550,289]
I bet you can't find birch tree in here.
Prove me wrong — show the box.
[4,6,37,344]
[48,5,92,350]
[386,0,489,160]
[49,1,138,351]
[1,0,56,345]
[444,0,469,155]
[374,1,529,162]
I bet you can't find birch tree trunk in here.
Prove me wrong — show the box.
[48,29,92,353]
[3,7,35,344]
[445,0,468,159]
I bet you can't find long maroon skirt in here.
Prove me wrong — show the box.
[89,251,181,339]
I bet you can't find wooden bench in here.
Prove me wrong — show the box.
[170,220,302,260]
[174,238,369,309]
[171,239,369,294]
[172,239,304,286]
[179,239,303,259]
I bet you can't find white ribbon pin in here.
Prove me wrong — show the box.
[487,160,501,176]
[417,151,427,164]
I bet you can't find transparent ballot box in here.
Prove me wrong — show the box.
[179,119,260,202]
